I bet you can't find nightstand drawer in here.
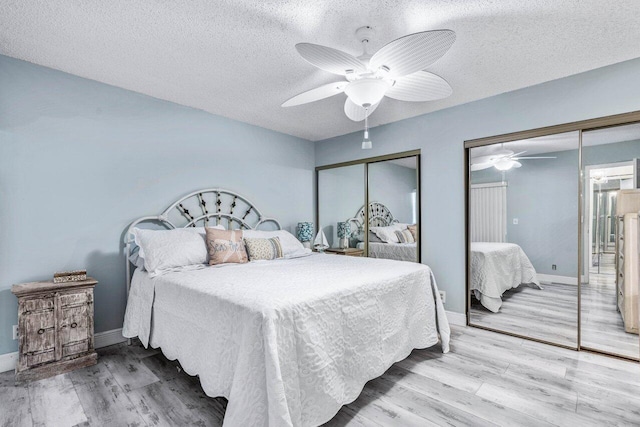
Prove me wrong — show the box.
[62,340,89,358]
[59,290,92,308]
[21,296,55,314]
[26,349,56,367]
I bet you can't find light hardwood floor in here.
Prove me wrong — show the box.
[1,325,640,426]
[470,281,579,346]
[470,253,639,359]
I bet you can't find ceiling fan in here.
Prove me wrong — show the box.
[282,26,456,148]
[471,148,556,171]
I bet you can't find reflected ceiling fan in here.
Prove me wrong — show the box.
[282,26,456,148]
[471,148,556,171]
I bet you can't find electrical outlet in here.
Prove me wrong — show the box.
[12,325,18,340]
[552,264,557,271]
[439,290,446,304]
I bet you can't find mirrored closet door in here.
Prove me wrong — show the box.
[467,132,580,348]
[316,151,421,263]
[581,123,640,360]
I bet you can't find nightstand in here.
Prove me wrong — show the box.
[11,278,98,382]
[325,248,364,257]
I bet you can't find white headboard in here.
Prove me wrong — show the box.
[347,201,398,235]
[123,188,281,294]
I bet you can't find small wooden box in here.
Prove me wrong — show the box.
[11,278,98,382]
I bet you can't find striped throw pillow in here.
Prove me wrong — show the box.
[395,229,415,244]
[244,237,283,261]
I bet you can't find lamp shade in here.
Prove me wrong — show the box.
[297,222,314,242]
[344,78,391,107]
[337,222,351,238]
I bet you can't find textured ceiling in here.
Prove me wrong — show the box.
[2,1,640,141]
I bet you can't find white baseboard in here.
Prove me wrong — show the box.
[445,310,467,326]
[537,274,578,286]
[0,328,126,373]
[94,328,127,349]
[0,351,18,374]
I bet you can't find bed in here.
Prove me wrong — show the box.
[349,202,418,263]
[122,188,450,427]
[470,242,542,313]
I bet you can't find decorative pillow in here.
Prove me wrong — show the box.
[242,230,308,258]
[244,237,283,261]
[408,224,417,241]
[205,228,248,265]
[369,225,401,243]
[395,229,415,244]
[133,227,223,276]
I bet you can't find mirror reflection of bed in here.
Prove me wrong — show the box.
[317,154,420,263]
[468,132,580,347]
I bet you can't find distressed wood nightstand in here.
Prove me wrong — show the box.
[325,248,364,257]
[11,278,98,382]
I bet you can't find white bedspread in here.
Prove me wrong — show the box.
[123,253,449,427]
[356,241,417,262]
[470,242,542,313]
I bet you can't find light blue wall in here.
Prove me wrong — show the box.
[315,57,640,314]
[0,55,314,355]
[369,162,417,224]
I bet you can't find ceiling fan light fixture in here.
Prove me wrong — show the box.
[494,159,517,171]
[344,78,391,107]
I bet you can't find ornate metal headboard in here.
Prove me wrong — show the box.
[347,202,398,235]
[123,188,281,294]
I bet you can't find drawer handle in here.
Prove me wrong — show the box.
[37,328,45,335]
[70,322,78,329]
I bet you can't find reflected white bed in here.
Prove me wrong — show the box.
[357,241,417,262]
[471,242,542,313]
[122,188,449,427]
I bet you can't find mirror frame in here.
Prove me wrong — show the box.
[464,109,640,360]
[316,150,422,263]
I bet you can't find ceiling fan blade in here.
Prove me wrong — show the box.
[296,43,366,76]
[344,98,379,122]
[282,82,348,107]
[369,30,456,78]
[510,151,527,157]
[512,156,557,160]
[470,163,494,171]
[385,71,452,102]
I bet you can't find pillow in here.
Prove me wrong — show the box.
[369,225,400,243]
[395,229,415,244]
[242,230,308,258]
[368,231,384,243]
[132,227,222,276]
[205,228,248,265]
[408,224,417,241]
[244,237,283,261]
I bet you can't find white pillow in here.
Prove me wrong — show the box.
[369,224,408,243]
[132,226,223,276]
[242,229,309,258]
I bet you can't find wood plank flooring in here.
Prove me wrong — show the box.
[2,325,639,426]
[470,281,579,346]
[470,255,639,359]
